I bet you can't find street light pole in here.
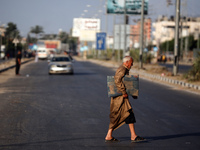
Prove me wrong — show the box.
[112,15,116,60]
[173,0,180,76]
[139,0,145,69]
[0,31,2,60]
[124,0,127,58]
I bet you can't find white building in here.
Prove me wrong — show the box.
[152,16,200,46]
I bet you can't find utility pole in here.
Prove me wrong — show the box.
[198,27,200,49]
[0,31,1,60]
[106,9,108,57]
[173,0,180,76]
[139,0,144,69]
[182,0,188,61]
[166,0,173,55]
[124,0,127,58]
[112,15,116,60]
[118,25,121,63]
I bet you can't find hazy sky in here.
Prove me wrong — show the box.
[0,0,199,37]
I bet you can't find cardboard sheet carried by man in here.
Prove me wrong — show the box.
[107,75,139,98]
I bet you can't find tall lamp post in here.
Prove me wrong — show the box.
[0,31,2,59]
[139,0,145,69]
[123,0,127,58]
[173,0,180,76]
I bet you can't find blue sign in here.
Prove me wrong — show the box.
[96,32,106,50]
[80,46,88,52]
[153,46,158,52]
[28,44,38,51]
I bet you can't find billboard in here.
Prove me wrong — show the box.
[72,18,101,41]
[107,0,148,15]
[73,18,100,31]
[79,30,99,42]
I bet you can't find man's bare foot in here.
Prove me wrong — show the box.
[131,135,137,141]
[105,136,113,141]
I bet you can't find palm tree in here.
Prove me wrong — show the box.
[5,22,20,56]
[30,25,44,42]
[59,31,69,43]
[5,22,20,41]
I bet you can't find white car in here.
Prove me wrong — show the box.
[48,55,74,75]
[37,47,48,59]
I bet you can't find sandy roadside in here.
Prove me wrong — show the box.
[0,59,34,84]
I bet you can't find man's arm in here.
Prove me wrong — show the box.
[18,58,21,65]
[114,67,127,97]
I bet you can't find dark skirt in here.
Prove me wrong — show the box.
[125,109,136,124]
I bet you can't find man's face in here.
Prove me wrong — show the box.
[127,59,133,69]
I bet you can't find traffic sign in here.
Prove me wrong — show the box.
[96,32,106,50]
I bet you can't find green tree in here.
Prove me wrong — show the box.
[160,39,174,53]
[5,22,20,57]
[30,25,44,42]
[5,22,20,40]
[68,37,77,51]
[160,35,197,53]
[184,52,200,81]
[26,33,37,44]
[59,31,69,43]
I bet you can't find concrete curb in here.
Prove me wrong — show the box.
[131,70,200,91]
[0,58,34,73]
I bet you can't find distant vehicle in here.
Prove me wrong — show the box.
[48,49,57,60]
[48,55,74,75]
[37,47,48,59]
[0,45,5,59]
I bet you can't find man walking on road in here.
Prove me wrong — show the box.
[105,56,145,143]
[16,50,22,75]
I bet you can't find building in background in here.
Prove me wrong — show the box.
[37,40,61,53]
[0,25,6,59]
[152,16,200,47]
[129,18,151,49]
[0,26,6,35]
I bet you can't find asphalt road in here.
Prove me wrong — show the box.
[0,59,200,150]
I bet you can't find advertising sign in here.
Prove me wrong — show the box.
[73,18,100,31]
[96,32,106,50]
[107,0,148,15]
[72,18,101,41]
[79,30,98,42]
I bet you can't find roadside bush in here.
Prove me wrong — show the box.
[130,49,140,62]
[184,52,200,81]
[130,49,154,63]
[145,52,154,64]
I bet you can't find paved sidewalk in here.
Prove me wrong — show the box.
[0,58,34,73]
[74,56,200,95]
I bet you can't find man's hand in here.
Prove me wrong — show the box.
[123,93,128,98]
[132,96,138,99]
[18,59,21,65]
